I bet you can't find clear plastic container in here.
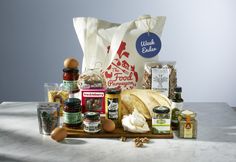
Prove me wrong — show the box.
[44,83,69,116]
[78,69,105,89]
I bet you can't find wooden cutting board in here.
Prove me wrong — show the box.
[65,127,173,138]
[65,118,173,139]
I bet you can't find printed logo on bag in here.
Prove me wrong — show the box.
[103,41,138,89]
[136,32,161,58]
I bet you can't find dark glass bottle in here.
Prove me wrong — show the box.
[171,87,184,130]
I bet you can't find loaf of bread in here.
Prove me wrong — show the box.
[121,89,171,119]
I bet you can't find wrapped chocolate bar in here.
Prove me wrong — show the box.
[143,62,177,99]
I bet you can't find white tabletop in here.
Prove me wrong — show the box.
[0,102,236,162]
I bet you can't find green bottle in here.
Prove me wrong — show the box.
[171,87,184,130]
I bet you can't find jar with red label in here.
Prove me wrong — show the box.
[63,68,79,93]
[83,112,101,133]
[63,98,82,128]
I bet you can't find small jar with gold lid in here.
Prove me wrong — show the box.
[178,110,197,138]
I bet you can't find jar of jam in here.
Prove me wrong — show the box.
[152,106,171,134]
[83,112,101,133]
[63,98,82,128]
[63,68,79,93]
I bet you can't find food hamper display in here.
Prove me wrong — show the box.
[37,15,198,147]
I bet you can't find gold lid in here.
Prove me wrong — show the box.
[180,110,196,118]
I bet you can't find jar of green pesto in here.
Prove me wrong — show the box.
[178,110,197,138]
[152,106,171,134]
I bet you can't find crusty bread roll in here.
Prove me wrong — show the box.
[121,89,171,119]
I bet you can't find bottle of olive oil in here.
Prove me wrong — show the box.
[171,87,184,130]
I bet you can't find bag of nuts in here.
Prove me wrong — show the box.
[78,68,106,89]
[142,61,177,99]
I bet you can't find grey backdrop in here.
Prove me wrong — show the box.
[0,0,236,106]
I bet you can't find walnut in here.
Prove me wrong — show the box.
[120,136,127,142]
[135,142,143,147]
[140,137,150,143]
[133,137,140,143]
[133,137,150,147]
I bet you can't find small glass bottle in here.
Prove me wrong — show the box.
[171,87,184,130]
[178,110,197,138]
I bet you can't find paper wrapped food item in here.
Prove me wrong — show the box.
[73,15,166,90]
[121,89,171,119]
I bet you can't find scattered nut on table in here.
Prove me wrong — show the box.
[133,137,150,147]
[141,137,150,143]
[135,142,143,147]
[120,136,127,142]
[133,137,140,143]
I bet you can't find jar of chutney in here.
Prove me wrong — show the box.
[83,112,101,133]
[63,98,82,128]
[63,68,79,93]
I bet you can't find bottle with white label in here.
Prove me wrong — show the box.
[171,87,184,130]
